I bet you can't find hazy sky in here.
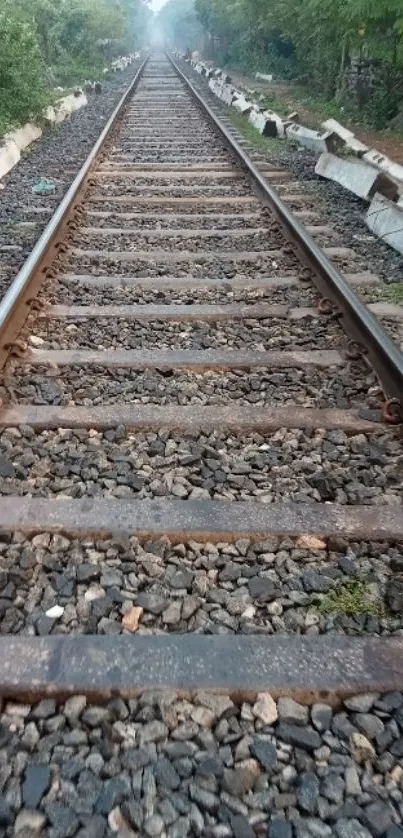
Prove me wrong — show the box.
[150,0,168,11]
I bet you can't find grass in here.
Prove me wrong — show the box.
[224,107,295,153]
[368,283,403,305]
[317,579,382,617]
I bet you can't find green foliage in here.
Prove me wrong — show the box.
[194,0,403,127]
[369,283,403,305]
[318,579,382,617]
[0,0,151,133]
[225,108,294,152]
[0,4,47,132]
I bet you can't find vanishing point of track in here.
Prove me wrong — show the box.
[0,53,403,701]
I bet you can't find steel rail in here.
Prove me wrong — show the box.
[0,54,149,361]
[168,53,403,409]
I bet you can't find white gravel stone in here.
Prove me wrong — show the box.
[45,605,64,618]
[252,693,278,725]
[350,732,376,763]
[64,695,87,721]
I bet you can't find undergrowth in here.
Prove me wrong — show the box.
[371,283,403,305]
[224,107,295,152]
[317,579,382,617]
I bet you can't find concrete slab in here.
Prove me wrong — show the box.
[45,302,287,320]
[366,192,403,256]
[27,347,344,370]
[232,94,253,116]
[61,272,300,290]
[219,85,237,106]
[315,153,399,201]
[44,91,87,125]
[72,247,284,263]
[1,497,403,541]
[369,302,403,319]
[0,405,383,433]
[248,108,275,136]
[261,110,288,139]
[256,72,273,82]
[286,124,342,154]
[1,635,402,702]
[321,119,368,156]
[363,149,403,187]
[5,122,42,152]
[0,140,20,180]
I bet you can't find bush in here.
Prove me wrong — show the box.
[0,8,47,132]
[0,0,152,134]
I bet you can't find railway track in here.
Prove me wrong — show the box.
[0,52,403,837]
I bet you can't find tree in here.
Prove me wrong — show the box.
[157,0,203,51]
[0,3,47,131]
[194,0,403,120]
[0,0,150,130]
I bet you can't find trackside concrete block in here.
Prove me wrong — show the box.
[248,108,275,136]
[321,119,368,156]
[286,123,342,153]
[315,153,399,202]
[232,95,253,116]
[208,78,224,98]
[366,193,403,255]
[0,141,20,180]
[256,72,273,82]
[363,149,403,187]
[220,85,237,106]
[44,91,88,125]
[6,123,42,151]
[262,110,290,138]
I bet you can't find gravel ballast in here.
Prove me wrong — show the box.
[30,317,342,351]
[0,61,142,301]
[63,255,307,279]
[72,231,286,253]
[1,363,380,408]
[0,427,400,504]
[46,280,318,308]
[1,533,403,637]
[0,690,403,837]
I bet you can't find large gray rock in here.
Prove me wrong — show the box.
[277,697,309,726]
[335,819,372,838]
